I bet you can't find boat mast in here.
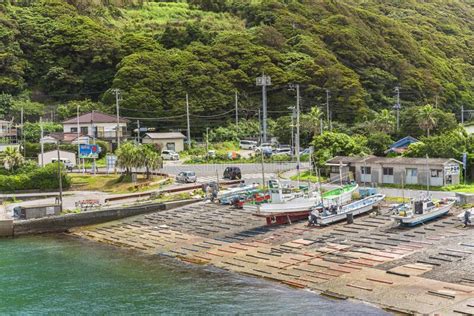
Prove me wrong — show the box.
[426,154,430,196]
[317,167,324,206]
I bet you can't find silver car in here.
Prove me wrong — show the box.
[176,171,197,183]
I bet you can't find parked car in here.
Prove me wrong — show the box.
[274,148,291,155]
[254,143,273,153]
[239,140,257,150]
[51,158,75,171]
[223,166,242,180]
[176,171,197,183]
[162,150,179,160]
[279,144,291,150]
[207,150,216,158]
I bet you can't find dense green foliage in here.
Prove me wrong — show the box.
[0,163,70,192]
[0,0,471,135]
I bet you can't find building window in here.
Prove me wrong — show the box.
[330,166,339,173]
[383,167,394,176]
[80,126,88,135]
[166,142,176,151]
[431,169,442,178]
[406,168,417,177]
[71,127,78,133]
[361,166,371,174]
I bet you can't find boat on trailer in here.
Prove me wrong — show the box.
[310,193,385,226]
[391,196,455,226]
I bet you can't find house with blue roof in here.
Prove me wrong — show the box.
[384,136,419,155]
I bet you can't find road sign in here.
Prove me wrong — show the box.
[79,144,100,159]
[106,154,117,170]
[445,165,460,176]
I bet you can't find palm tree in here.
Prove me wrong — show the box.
[116,142,139,175]
[3,146,24,171]
[373,109,395,134]
[417,104,438,137]
[140,145,162,179]
[306,106,323,137]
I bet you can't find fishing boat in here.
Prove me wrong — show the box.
[391,196,455,226]
[309,194,385,226]
[218,184,259,204]
[253,180,358,225]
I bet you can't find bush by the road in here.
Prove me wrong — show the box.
[0,163,70,192]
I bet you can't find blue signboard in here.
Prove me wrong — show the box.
[79,144,101,159]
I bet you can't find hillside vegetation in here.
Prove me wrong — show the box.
[0,0,472,130]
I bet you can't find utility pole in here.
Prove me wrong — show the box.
[320,118,324,135]
[91,110,96,176]
[394,86,401,132]
[258,109,265,187]
[206,127,209,160]
[136,120,141,144]
[461,105,464,124]
[56,140,63,213]
[256,74,271,142]
[76,103,80,169]
[325,89,330,131]
[186,93,191,149]
[20,107,24,155]
[295,84,301,182]
[40,117,44,167]
[112,88,121,149]
[235,90,239,126]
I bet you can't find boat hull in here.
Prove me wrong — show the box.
[392,202,454,226]
[315,194,385,225]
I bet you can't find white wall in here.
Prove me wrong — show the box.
[142,138,184,152]
[37,150,76,166]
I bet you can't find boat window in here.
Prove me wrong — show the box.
[430,169,442,178]
[361,166,371,174]
[383,167,393,176]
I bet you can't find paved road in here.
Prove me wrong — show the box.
[160,162,309,177]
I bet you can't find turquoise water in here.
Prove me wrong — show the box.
[0,236,386,315]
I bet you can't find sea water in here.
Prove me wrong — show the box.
[0,236,387,315]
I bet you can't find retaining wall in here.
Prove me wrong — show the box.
[13,199,199,236]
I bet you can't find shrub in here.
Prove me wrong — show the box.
[0,163,70,192]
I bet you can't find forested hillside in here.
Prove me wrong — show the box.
[0,0,472,130]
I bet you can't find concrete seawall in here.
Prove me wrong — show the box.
[13,199,199,236]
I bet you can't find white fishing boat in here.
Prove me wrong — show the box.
[310,194,385,226]
[252,179,319,214]
[391,196,455,226]
[218,183,259,204]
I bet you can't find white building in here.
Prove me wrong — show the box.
[62,111,129,148]
[142,132,186,152]
[38,150,76,166]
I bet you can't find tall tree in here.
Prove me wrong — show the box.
[417,105,438,137]
[373,109,395,134]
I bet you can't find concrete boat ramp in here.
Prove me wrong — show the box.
[70,202,474,315]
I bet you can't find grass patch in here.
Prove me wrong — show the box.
[380,182,474,193]
[290,170,325,183]
[69,173,168,194]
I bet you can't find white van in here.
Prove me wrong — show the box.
[51,158,75,171]
[239,140,257,150]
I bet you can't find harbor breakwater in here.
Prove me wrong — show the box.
[7,199,199,236]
